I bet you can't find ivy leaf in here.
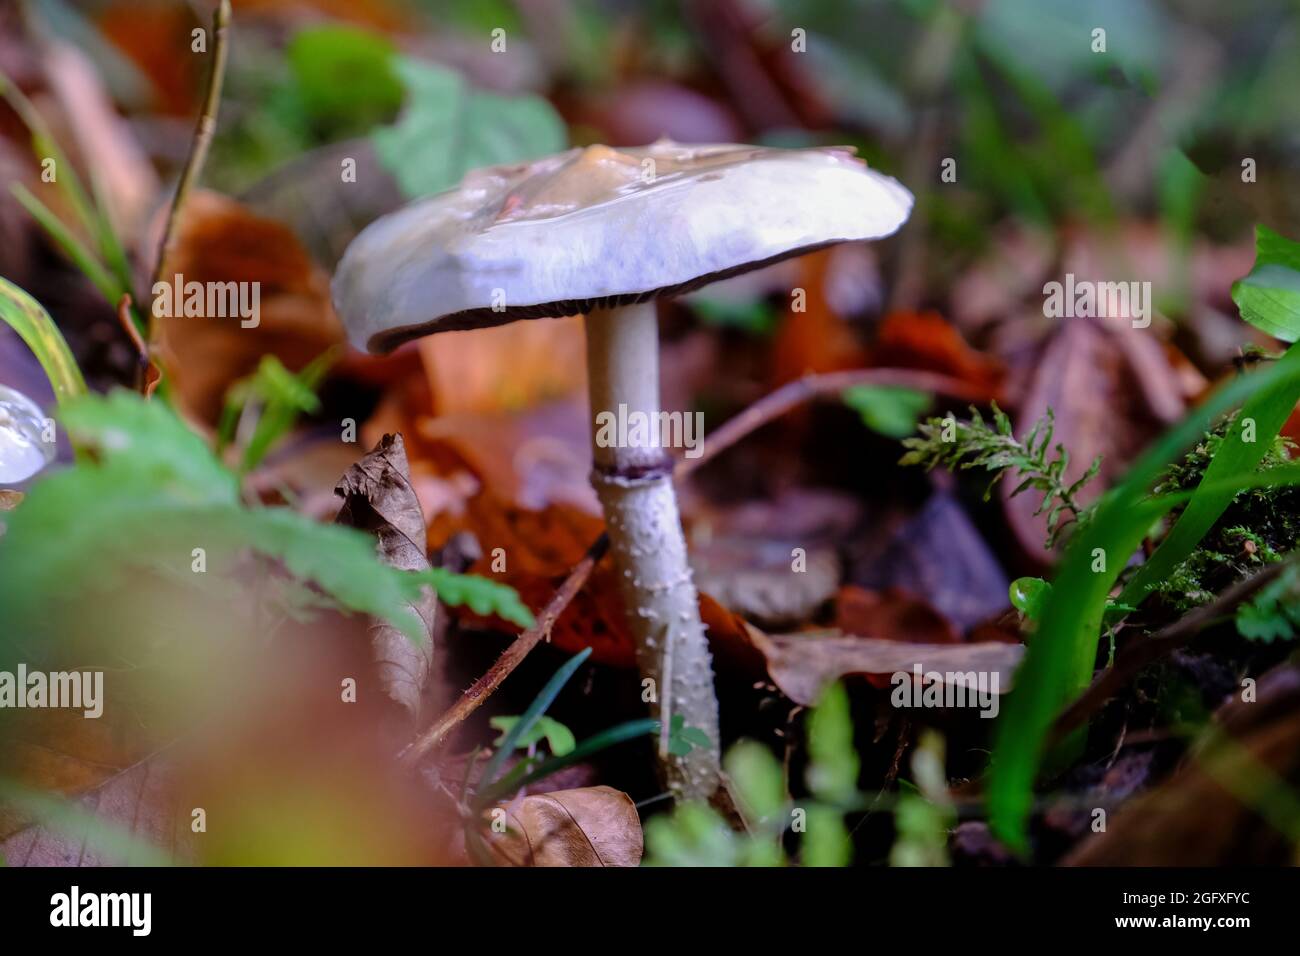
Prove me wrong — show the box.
[844,385,931,439]
[1231,226,1300,342]
[664,714,711,757]
[372,58,567,199]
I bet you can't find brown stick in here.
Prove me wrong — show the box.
[116,294,161,397]
[1051,557,1295,742]
[400,535,609,764]
[402,367,985,761]
[149,0,231,298]
[677,368,989,479]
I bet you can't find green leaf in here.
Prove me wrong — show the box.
[988,360,1300,854]
[1236,564,1300,643]
[422,567,535,628]
[1232,226,1300,342]
[643,803,744,867]
[477,718,657,806]
[806,682,859,806]
[1009,576,1051,621]
[223,351,336,473]
[489,715,576,756]
[1120,339,1300,607]
[372,57,567,199]
[287,25,403,136]
[844,385,931,439]
[691,297,778,335]
[61,389,239,504]
[802,804,852,867]
[479,648,591,792]
[0,278,86,405]
[1,391,529,651]
[724,741,787,824]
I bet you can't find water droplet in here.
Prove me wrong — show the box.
[0,385,54,483]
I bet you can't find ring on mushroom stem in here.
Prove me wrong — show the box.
[332,140,913,801]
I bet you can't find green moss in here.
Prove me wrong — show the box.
[1151,414,1300,609]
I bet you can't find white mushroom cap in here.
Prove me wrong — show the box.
[333,141,913,353]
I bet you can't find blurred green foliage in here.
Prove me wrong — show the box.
[0,390,533,659]
[844,385,931,439]
[645,682,890,867]
[373,57,567,198]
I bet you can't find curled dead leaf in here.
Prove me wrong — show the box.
[335,433,435,725]
[483,786,643,867]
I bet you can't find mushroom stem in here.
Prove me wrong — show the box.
[585,302,721,801]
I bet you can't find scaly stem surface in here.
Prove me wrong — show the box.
[585,302,721,801]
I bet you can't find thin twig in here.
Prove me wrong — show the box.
[676,368,989,480]
[402,367,986,762]
[116,293,160,397]
[1051,556,1297,742]
[149,0,231,301]
[400,535,609,764]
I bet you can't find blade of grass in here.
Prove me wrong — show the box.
[12,184,122,304]
[988,359,1300,854]
[475,718,659,808]
[1119,340,1300,607]
[478,647,592,790]
[0,70,102,243]
[0,277,87,403]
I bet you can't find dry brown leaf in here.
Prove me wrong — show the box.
[691,538,839,628]
[335,433,435,725]
[419,315,587,416]
[771,248,872,384]
[847,494,1012,632]
[419,398,597,516]
[834,585,962,645]
[868,310,1004,401]
[152,190,344,425]
[747,627,1023,707]
[1003,319,1185,561]
[484,786,643,867]
[0,758,186,866]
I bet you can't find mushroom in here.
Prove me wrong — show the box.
[333,141,913,800]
